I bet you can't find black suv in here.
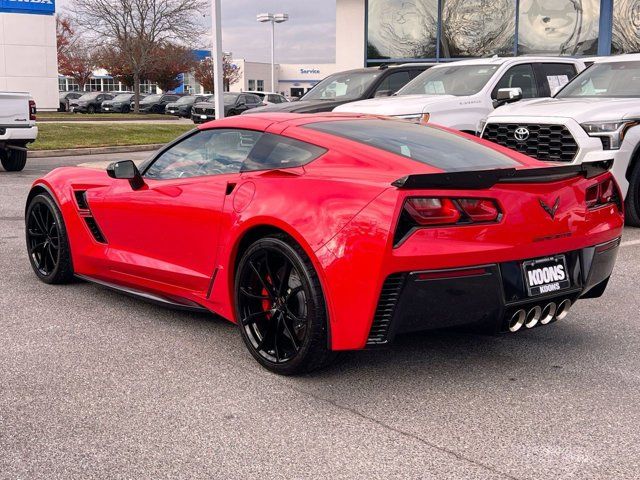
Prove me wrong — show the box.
[244,64,434,114]
[165,95,211,117]
[132,93,182,113]
[70,92,114,113]
[59,91,82,112]
[192,92,262,123]
[101,93,145,113]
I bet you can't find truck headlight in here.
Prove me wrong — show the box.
[580,120,640,150]
[476,118,487,136]
[396,113,430,124]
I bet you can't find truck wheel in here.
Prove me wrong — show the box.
[0,148,27,172]
[625,161,640,227]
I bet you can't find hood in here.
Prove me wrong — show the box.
[193,102,216,108]
[333,94,457,115]
[491,97,640,123]
[247,99,345,114]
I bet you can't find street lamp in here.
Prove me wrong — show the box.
[257,12,289,93]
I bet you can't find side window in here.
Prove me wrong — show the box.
[540,63,578,95]
[96,95,104,102]
[375,71,411,95]
[238,95,248,105]
[242,134,327,172]
[492,64,538,99]
[144,129,263,180]
[248,95,261,105]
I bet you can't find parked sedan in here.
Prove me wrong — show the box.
[25,113,623,374]
[101,93,145,113]
[191,92,262,123]
[243,91,288,105]
[132,93,181,114]
[70,92,114,114]
[165,95,211,117]
[58,91,82,112]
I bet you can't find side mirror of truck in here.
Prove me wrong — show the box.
[493,87,523,108]
[106,160,145,190]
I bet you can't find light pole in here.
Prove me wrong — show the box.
[257,12,288,93]
[211,0,224,119]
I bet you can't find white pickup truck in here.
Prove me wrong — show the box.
[0,92,37,172]
[480,54,640,226]
[334,57,585,134]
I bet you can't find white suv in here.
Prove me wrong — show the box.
[480,54,640,226]
[333,57,585,133]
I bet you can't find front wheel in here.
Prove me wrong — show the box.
[25,193,74,284]
[625,160,640,227]
[87,105,96,114]
[235,234,335,375]
[1,148,27,172]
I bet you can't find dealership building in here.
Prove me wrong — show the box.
[4,0,640,109]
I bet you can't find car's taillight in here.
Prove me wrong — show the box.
[404,198,460,225]
[395,196,501,245]
[586,176,622,211]
[29,100,36,121]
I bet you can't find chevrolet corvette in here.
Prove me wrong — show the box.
[25,113,623,374]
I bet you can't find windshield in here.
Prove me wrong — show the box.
[224,93,238,105]
[556,61,640,98]
[141,94,162,104]
[78,92,101,101]
[113,94,132,102]
[176,96,196,104]
[301,71,380,101]
[398,65,499,96]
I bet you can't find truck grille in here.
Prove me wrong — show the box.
[193,106,214,115]
[482,123,578,162]
[367,274,405,345]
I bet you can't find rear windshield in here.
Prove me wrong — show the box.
[305,119,520,171]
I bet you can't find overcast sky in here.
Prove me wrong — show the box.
[58,0,337,64]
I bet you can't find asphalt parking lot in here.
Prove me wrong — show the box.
[2,153,640,479]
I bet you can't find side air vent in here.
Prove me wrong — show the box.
[367,273,406,345]
[74,190,89,210]
[84,217,107,244]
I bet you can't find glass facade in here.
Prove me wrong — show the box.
[367,0,628,63]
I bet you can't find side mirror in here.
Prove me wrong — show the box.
[374,89,393,98]
[493,87,522,108]
[106,160,145,190]
[237,101,246,107]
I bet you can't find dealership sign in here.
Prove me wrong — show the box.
[0,0,55,15]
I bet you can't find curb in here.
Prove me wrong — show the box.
[28,144,164,158]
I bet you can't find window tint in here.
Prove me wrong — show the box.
[246,95,260,105]
[242,134,327,171]
[375,71,411,94]
[492,64,538,99]
[305,119,520,172]
[144,129,263,180]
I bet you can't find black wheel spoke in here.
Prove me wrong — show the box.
[240,309,269,326]
[30,209,46,235]
[239,286,270,301]
[27,201,60,277]
[273,315,282,362]
[280,313,299,351]
[277,261,293,297]
[249,261,275,299]
[29,241,46,254]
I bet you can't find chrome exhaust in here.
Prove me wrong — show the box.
[556,299,572,321]
[508,309,526,332]
[540,302,557,325]
[525,306,542,329]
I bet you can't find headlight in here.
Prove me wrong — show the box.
[477,118,487,136]
[580,120,640,150]
[396,113,430,124]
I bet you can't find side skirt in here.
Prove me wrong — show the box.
[75,274,209,313]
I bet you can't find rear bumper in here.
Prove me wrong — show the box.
[367,238,620,345]
[0,125,37,142]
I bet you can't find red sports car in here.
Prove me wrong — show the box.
[25,113,623,374]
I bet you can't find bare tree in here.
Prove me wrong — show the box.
[194,56,241,93]
[57,15,97,91]
[69,0,206,112]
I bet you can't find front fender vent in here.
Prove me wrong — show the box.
[367,273,406,345]
[73,189,108,244]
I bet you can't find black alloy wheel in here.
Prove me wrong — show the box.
[235,234,334,374]
[87,105,96,114]
[25,193,74,284]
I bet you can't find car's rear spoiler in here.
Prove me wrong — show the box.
[391,163,610,190]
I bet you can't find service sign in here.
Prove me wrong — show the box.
[0,0,55,15]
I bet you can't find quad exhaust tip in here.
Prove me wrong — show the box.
[540,302,557,325]
[525,306,542,329]
[508,309,526,332]
[556,299,572,321]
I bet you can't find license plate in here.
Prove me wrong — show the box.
[200,115,207,119]
[523,255,570,296]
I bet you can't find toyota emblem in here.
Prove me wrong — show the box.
[514,127,530,142]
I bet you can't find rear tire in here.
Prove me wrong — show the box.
[87,105,96,114]
[25,193,74,284]
[1,148,27,172]
[235,234,335,375]
[625,161,640,227]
